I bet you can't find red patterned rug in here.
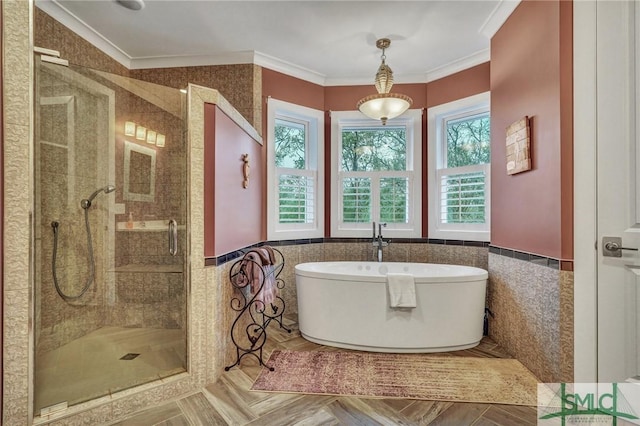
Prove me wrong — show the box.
[251,350,539,406]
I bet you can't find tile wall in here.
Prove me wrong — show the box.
[35,62,112,354]
[131,64,262,134]
[34,8,129,77]
[487,252,574,383]
[3,0,35,423]
[34,8,262,134]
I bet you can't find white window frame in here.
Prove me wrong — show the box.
[267,98,324,240]
[330,109,422,238]
[427,92,490,242]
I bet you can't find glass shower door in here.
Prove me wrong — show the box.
[33,56,187,415]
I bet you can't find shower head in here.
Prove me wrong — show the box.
[81,185,116,209]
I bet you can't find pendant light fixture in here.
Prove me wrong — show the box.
[357,38,413,125]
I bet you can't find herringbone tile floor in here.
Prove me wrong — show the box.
[114,317,539,425]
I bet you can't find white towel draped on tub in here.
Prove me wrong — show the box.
[387,273,416,308]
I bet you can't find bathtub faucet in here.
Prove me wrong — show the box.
[372,222,389,262]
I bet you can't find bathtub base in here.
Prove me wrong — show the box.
[301,332,481,353]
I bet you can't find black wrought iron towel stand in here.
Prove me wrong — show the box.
[225,247,291,371]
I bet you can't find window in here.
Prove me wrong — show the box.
[331,110,422,237]
[428,92,490,241]
[267,99,324,239]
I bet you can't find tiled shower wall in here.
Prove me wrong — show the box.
[110,79,187,332]
[487,253,574,383]
[35,64,111,354]
[35,57,189,352]
[130,65,262,135]
[110,232,186,331]
[34,8,262,133]
[34,8,129,77]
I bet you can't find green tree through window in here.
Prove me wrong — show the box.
[275,119,305,169]
[444,113,490,224]
[341,127,406,171]
[341,127,408,223]
[275,119,310,223]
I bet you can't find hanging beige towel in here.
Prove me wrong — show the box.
[387,273,416,308]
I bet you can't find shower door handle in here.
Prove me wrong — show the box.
[168,219,178,256]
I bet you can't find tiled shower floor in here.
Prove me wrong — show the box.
[34,326,186,415]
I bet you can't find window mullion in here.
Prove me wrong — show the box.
[372,174,381,223]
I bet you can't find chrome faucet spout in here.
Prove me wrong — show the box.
[378,222,387,239]
[376,223,387,262]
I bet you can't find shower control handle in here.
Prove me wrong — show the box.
[168,219,178,256]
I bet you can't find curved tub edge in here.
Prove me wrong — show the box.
[295,261,488,283]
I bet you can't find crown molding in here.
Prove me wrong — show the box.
[479,0,521,39]
[35,0,495,87]
[129,51,255,70]
[253,51,327,86]
[424,48,491,83]
[35,0,132,68]
[326,49,490,87]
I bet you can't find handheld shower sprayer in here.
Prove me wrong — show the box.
[81,185,116,209]
[52,184,116,301]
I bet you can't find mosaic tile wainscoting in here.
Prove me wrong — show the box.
[487,252,574,383]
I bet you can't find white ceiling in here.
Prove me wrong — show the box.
[36,0,520,86]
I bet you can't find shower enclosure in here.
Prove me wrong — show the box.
[33,55,188,415]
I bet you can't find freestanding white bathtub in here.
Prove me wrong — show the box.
[295,262,488,353]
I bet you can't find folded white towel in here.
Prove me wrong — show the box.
[387,273,416,308]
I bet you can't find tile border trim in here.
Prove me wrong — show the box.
[205,239,574,270]
[488,245,574,271]
[204,238,491,267]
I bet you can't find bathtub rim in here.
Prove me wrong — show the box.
[294,261,488,283]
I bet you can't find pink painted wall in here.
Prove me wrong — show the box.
[425,64,491,237]
[262,65,490,238]
[490,0,573,259]
[426,63,491,108]
[262,68,325,111]
[204,104,264,257]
